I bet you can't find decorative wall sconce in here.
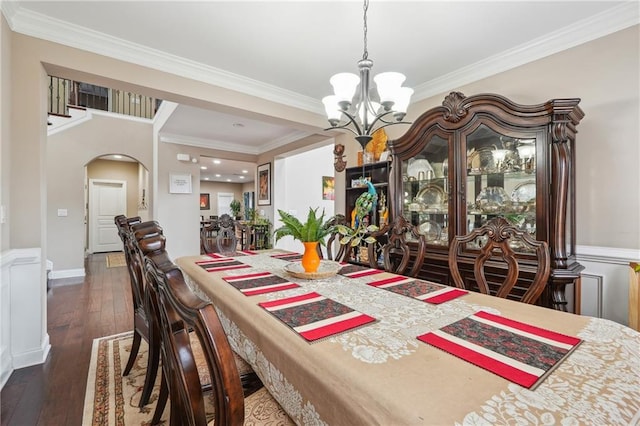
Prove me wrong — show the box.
[334,144,346,172]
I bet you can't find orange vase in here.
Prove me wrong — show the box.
[301,241,321,273]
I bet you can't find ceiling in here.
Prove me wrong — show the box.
[3,1,637,182]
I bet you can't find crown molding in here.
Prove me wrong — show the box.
[160,128,311,155]
[260,130,312,153]
[4,6,323,114]
[4,2,638,111]
[160,133,260,155]
[413,2,640,102]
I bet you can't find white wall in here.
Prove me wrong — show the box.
[273,144,335,254]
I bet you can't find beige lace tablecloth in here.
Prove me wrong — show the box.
[177,253,640,426]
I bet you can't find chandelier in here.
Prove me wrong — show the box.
[322,0,413,150]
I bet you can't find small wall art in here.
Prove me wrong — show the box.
[200,193,210,210]
[322,176,335,200]
[257,162,271,206]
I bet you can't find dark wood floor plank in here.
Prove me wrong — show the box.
[0,254,134,426]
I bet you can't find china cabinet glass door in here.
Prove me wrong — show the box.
[401,135,449,246]
[464,124,538,252]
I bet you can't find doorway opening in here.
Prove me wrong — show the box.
[85,154,149,254]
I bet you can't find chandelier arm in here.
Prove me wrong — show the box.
[324,124,360,137]
[366,110,398,131]
[338,110,366,135]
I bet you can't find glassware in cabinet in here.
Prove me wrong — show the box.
[401,134,449,245]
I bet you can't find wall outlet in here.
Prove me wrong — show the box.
[57,209,68,217]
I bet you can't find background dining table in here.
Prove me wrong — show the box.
[176,251,640,425]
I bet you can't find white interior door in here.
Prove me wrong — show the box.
[89,179,127,253]
[217,192,234,216]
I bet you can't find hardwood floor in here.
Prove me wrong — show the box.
[1,253,134,426]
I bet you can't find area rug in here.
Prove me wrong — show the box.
[82,331,167,425]
[105,252,126,268]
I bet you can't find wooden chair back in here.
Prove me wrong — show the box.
[448,216,550,304]
[113,216,163,407]
[144,251,245,426]
[211,214,236,255]
[200,221,219,254]
[320,214,352,261]
[367,215,427,277]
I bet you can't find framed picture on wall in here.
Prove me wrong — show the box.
[322,176,335,200]
[200,193,210,210]
[169,173,192,194]
[257,162,271,206]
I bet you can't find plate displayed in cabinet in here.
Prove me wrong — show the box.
[511,181,536,202]
[418,220,442,241]
[416,184,445,207]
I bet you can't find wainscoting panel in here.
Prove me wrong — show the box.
[577,245,640,326]
[0,248,51,390]
[579,273,604,318]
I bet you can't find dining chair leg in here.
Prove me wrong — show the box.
[138,337,160,407]
[123,331,141,376]
[151,372,168,426]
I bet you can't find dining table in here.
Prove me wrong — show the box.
[176,250,640,425]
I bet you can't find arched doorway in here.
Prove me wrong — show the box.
[85,154,149,253]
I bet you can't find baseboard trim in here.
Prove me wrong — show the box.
[11,334,51,370]
[49,268,85,280]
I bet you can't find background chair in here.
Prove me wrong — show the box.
[318,214,352,261]
[448,216,550,304]
[200,220,219,254]
[367,215,426,277]
[215,214,238,255]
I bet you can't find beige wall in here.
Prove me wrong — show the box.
[47,115,153,270]
[0,14,11,252]
[199,180,244,217]
[382,25,639,250]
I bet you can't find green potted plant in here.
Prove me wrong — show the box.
[230,199,242,220]
[274,207,334,272]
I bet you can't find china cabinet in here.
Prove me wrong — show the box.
[388,92,584,310]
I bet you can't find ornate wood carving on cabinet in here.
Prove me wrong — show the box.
[387,92,584,311]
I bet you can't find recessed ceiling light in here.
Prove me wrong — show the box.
[213,160,221,164]
[226,179,231,182]
[215,174,221,177]
[200,166,207,170]
[204,177,209,180]
[113,154,122,159]
[242,170,248,174]
[239,176,245,179]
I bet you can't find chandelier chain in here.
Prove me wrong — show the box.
[362,0,369,60]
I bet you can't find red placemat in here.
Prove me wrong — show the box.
[196,258,251,272]
[270,252,303,261]
[338,263,384,278]
[368,275,467,304]
[202,250,258,258]
[223,272,300,296]
[418,311,582,389]
[259,292,376,342]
